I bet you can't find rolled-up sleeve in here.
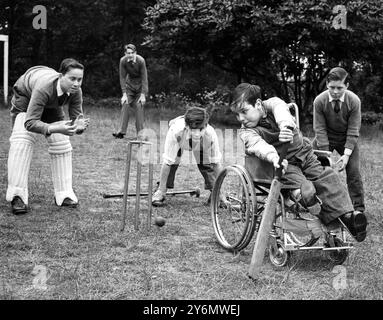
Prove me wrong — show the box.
[239,128,278,163]
[264,97,297,130]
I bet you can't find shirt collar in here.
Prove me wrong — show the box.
[57,78,70,96]
[128,55,137,63]
[328,91,345,102]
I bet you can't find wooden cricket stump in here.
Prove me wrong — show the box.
[120,140,154,232]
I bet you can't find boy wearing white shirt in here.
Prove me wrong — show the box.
[152,107,222,206]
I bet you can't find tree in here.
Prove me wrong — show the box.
[0,0,156,97]
[143,0,383,119]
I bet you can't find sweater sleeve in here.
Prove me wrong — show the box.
[24,88,50,135]
[140,58,149,96]
[68,89,84,120]
[345,97,361,150]
[239,127,279,163]
[119,57,127,94]
[313,97,330,151]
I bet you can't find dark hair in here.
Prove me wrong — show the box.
[327,67,349,84]
[59,58,84,74]
[124,44,136,52]
[184,107,209,129]
[231,83,263,112]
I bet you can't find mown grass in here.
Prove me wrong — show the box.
[0,105,382,300]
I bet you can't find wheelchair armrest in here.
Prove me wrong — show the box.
[313,149,333,167]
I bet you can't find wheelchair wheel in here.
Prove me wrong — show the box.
[211,165,258,252]
[269,238,291,268]
[327,237,349,265]
[232,165,260,250]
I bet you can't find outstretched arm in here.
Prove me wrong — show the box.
[239,128,278,162]
[239,128,287,171]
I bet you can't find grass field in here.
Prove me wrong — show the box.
[1,105,382,300]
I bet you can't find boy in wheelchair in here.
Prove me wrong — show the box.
[231,83,367,242]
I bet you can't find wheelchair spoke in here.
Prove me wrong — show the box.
[227,195,242,203]
[211,165,258,252]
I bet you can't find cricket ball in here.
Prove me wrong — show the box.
[154,216,166,227]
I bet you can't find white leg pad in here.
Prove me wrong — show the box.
[47,134,78,206]
[6,113,37,205]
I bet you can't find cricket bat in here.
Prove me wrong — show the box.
[248,140,290,279]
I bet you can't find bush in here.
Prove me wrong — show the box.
[147,86,240,126]
[353,72,383,114]
[361,111,382,125]
[150,92,199,111]
[83,96,120,109]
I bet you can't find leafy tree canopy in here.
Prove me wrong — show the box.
[144,0,383,114]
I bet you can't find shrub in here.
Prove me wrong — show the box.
[83,96,120,109]
[361,111,382,125]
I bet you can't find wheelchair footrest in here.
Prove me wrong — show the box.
[322,244,354,251]
[285,243,353,251]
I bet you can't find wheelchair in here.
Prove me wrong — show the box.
[210,104,353,268]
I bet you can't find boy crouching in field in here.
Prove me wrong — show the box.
[231,83,367,242]
[152,107,223,207]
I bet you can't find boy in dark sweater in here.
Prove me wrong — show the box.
[113,43,148,139]
[7,58,89,214]
[313,67,365,213]
[232,83,367,242]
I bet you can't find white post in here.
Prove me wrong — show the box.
[0,35,9,106]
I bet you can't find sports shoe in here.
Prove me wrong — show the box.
[152,190,166,207]
[338,211,367,242]
[11,196,28,215]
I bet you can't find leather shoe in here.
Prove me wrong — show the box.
[112,132,125,139]
[339,211,367,242]
[56,197,78,208]
[11,196,28,215]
